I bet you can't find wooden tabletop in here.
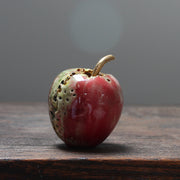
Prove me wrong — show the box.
[0,103,180,179]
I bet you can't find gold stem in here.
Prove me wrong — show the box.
[92,55,115,76]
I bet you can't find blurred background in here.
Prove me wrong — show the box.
[0,0,180,105]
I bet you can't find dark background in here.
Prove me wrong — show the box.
[1,0,180,105]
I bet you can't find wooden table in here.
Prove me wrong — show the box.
[0,103,180,179]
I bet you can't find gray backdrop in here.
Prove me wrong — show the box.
[0,0,180,105]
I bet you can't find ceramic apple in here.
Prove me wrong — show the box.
[48,55,123,147]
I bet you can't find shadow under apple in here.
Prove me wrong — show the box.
[55,142,134,155]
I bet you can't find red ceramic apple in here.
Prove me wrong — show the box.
[48,55,123,147]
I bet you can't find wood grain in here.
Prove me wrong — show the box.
[0,103,180,179]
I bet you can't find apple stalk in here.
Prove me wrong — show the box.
[92,55,115,76]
